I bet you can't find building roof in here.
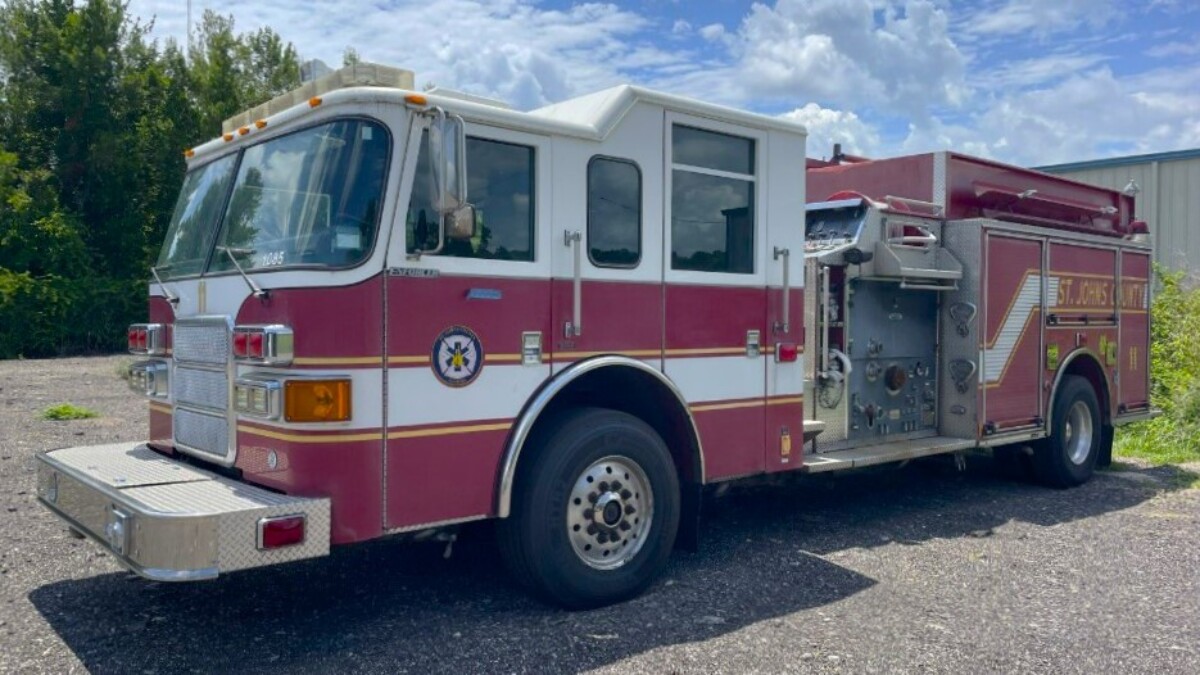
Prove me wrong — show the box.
[1036,147,1200,173]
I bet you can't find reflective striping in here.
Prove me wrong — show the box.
[692,395,804,413]
[691,398,762,412]
[555,349,660,360]
[238,425,383,444]
[388,422,512,439]
[292,356,382,366]
[984,273,1048,383]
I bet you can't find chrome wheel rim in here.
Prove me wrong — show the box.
[566,455,653,570]
[1064,400,1094,465]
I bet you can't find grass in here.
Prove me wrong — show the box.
[41,402,99,421]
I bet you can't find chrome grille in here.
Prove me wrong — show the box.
[174,367,228,410]
[174,408,230,460]
[174,319,231,365]
[171,316,233,464]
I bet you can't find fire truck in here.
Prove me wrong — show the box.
[35,64,1155,608]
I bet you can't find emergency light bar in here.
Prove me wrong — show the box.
[222,62,415,134]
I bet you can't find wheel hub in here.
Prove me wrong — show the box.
[1065,400,1094,465]
[567,456,653,570]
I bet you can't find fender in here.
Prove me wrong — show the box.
[495,355,704,518]
[1046,347,1114,430]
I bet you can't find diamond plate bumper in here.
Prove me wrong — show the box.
[36,443,330,581]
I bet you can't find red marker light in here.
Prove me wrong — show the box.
[258,515,305,549]
[137,329,149,352]
[776,342,799,363]
[128,328,139,352]
[233,331,248,358]
[248,332,264,359]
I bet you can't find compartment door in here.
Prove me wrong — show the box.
[1118,251,1151,411]
[981,233,1044,431]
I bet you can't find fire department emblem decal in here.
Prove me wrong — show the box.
[432,325,484,387]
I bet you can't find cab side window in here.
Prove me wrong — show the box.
[407,130,536,261]
[587,157,642,268]
[670,125,756,274]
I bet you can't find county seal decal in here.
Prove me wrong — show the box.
[432,325,484,387]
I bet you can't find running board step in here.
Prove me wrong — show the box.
[802,420,825,444]
[801,436,976,474]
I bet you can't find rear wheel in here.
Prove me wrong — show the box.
[498,408,680,609]
[1033,375,1101,488]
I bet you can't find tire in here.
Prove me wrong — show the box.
[1033,375,1102,488]
[497,407,680,609]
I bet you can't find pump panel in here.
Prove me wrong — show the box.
[845,281,938,440]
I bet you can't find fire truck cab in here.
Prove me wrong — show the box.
[34,64,1155,609]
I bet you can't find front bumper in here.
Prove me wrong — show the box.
[36,443,330,581]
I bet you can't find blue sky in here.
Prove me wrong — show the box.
[130,0,1200,166]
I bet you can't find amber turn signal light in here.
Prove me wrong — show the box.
[284,379,351,423]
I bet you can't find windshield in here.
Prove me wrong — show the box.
[156,154,238,278]
[210,119,390,273]
[155,118,391,279]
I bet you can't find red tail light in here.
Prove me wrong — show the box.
[248,332,264,359]
[775,342,799,363]
[258,514,305,549]
[232,325,293,365]
[127,324,166,355]
[233,331,249,358]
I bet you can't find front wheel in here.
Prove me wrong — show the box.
[497,408,680,609]
[1033,375,1101,488]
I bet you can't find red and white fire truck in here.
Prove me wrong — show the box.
[35,64,1155,608]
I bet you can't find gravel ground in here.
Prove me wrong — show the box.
[1,355,1198,674]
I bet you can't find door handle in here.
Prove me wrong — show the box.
[773,246,790,334]
[563,230,582,338]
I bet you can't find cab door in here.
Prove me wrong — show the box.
[383,117,553,531]
[550,105,665,374]
[662,114,768,480]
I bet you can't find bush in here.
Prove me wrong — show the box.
[0,270,145,358]
[1115,267,1200,465]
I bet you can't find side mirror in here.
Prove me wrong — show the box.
[446,204,477,241]
[429,110,468,214]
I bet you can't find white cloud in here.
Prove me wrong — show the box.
[780,104,882,159]
[727,0,966,118]
[698,23,727,41]
[129,0,701,110]
[961,0,1119,38]
[123,0,1200,166]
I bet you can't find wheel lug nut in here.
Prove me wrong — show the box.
[586,524,597,535]
[624,504,635,515]
[598,481,609,492]
[611,480,622,490]
[597,533,609,544]
[583,508,594,520]
[620,489,632,499]
[588,492,598,503]
[619,521,631,531]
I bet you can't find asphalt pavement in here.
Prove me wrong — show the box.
[2,356,1198,674]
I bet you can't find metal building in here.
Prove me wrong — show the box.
[1037,148,1200,273]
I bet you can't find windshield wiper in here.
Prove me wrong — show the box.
[216,246,269,299]
[149,264,180,314]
